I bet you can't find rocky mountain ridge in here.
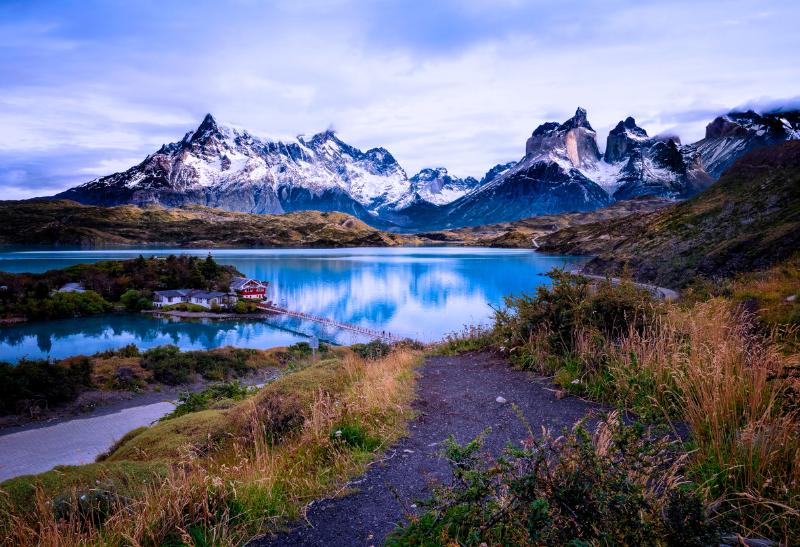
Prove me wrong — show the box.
[690,109,800,178]
[418,108,716,229]
[538,140,800,288]
[54,107,800,230]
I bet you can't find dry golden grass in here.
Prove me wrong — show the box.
[0,349,421,546]
[729,253,800,353]
[597,299,800,540]
[90,356,152,387]
[498,269,799,541]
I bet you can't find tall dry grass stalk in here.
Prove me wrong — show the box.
[0,349,421,546]
[601,298,799,539]
[667,300,799,539]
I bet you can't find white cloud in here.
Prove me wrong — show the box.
[1,0,799,195]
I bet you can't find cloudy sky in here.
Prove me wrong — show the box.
[1,0,798,199]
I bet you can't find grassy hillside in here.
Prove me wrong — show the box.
[539,141,800,287]
[0,346,421,545]
[418,196,670,247]
[0,200,419,247]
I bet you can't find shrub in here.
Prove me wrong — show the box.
[120,289,152,311]
[436,325,495,355]
[330,421,380,451]
[387,412,718,546]
[22,290,113,321]
[140,345,257,385]
[161,303,208,313]
[351,340,391,360]
[254,392,305,443]
[287,341,312,358]
[495,269,658,362]
[140,345,193,385]
[0,357,94,415]
[233,300,261,314]
[163,381,252,420]
[93,344,141,359]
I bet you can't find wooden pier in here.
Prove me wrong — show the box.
[256,303,406,342]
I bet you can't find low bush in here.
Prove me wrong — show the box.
[287,341,313,358]
[0,345,288,416]
[120,289,152,312]
[495,269,658,364]
[0,357,93,415]
[387,412,718,546]
[331,421,381,452]
[140,345,256,385]
[233,299,262,314]
[252,391,305,443]
[351,339,391,360]
[163,381,252,420]
[21,290,113,321]
[435,325,495,355]
[93,343,141,359]
[161,302,209,313]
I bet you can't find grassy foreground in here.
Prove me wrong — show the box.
[396,267,799,544]
[0,346,421,545]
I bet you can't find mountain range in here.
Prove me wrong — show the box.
[55,107,800,230]
[539,140,800,287]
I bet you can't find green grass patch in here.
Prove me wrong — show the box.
[433,325,495,355]
[0,461,166,516]
[163,381,253,420]
[103,409,232,461]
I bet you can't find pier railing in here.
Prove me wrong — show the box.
[256,303,406,342]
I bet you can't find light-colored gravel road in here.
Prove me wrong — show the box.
[0,401,174,482]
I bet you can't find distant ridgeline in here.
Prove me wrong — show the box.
[51,108,799,230]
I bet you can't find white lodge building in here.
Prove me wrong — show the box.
[152,289,235,309]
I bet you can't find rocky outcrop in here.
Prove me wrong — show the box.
[600,117,713,201]
[692,109,800,178]
[604,117,649,163]
[525,107,601,169]
[405,167,480,206]
[479,162,517,186]
[422,109,613,229]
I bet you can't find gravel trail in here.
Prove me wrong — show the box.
[252,350,600,547]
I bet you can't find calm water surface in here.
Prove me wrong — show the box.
[0,247,588,362]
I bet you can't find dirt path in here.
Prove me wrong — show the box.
[574,271,679,301]
[252,350,600,547]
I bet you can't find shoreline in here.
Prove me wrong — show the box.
[0,308,277,329]
[147,309,274,320]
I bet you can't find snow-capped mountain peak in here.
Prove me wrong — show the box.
[403,167,480,206]
[693,109,800,178]
[54,107,799,231]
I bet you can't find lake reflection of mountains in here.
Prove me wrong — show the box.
[0,315,307,362]
[0,248,589,362]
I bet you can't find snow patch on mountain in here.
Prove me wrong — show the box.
[578,160,625,194]
[54,107,800,231]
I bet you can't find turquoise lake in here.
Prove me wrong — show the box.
[0,247,588,363]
